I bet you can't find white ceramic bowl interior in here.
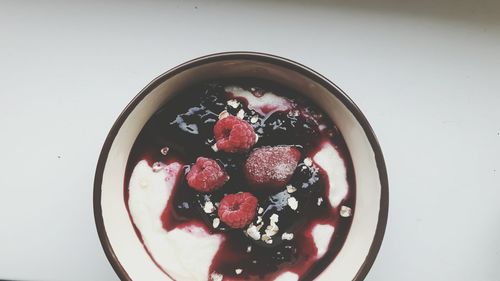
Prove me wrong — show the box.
[95,54,387,281]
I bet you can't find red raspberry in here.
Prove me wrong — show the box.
[214,116,256,153]
[244,146,301,190]
[186,157,229,192]
[218,192,258,228]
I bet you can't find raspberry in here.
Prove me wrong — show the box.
[218,192,258,228]
[214,115,256,153]
[244,146,301,190]
[186,157,229,192]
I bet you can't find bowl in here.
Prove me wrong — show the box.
[94,52,388,281]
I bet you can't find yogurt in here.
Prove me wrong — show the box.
[225,86,292,115]
[313,141,349,207]
[128,160,223,281]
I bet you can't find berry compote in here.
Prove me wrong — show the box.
[125,80,356,281]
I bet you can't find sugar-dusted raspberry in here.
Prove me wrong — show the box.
[186,157,229,192]
[218,192,258,228]
[244,146,301,190]
[214,115,256,153]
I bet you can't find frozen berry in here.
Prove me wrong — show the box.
[218,192,258,228]
[186,157,229,192]
[244,146,301,190]
[214,116,256,153]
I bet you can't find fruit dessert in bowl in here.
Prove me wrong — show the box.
[94,52,388,281]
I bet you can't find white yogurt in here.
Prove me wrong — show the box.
[312,224,335,258]
[225,86,292,115]
[274,271,299,281]
[312,141,349,207]
[128,160,223,281]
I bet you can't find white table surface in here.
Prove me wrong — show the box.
[1,0,499,280]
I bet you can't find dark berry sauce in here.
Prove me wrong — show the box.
[124,80,356,281]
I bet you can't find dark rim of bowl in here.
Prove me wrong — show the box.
[93,51,389,281]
